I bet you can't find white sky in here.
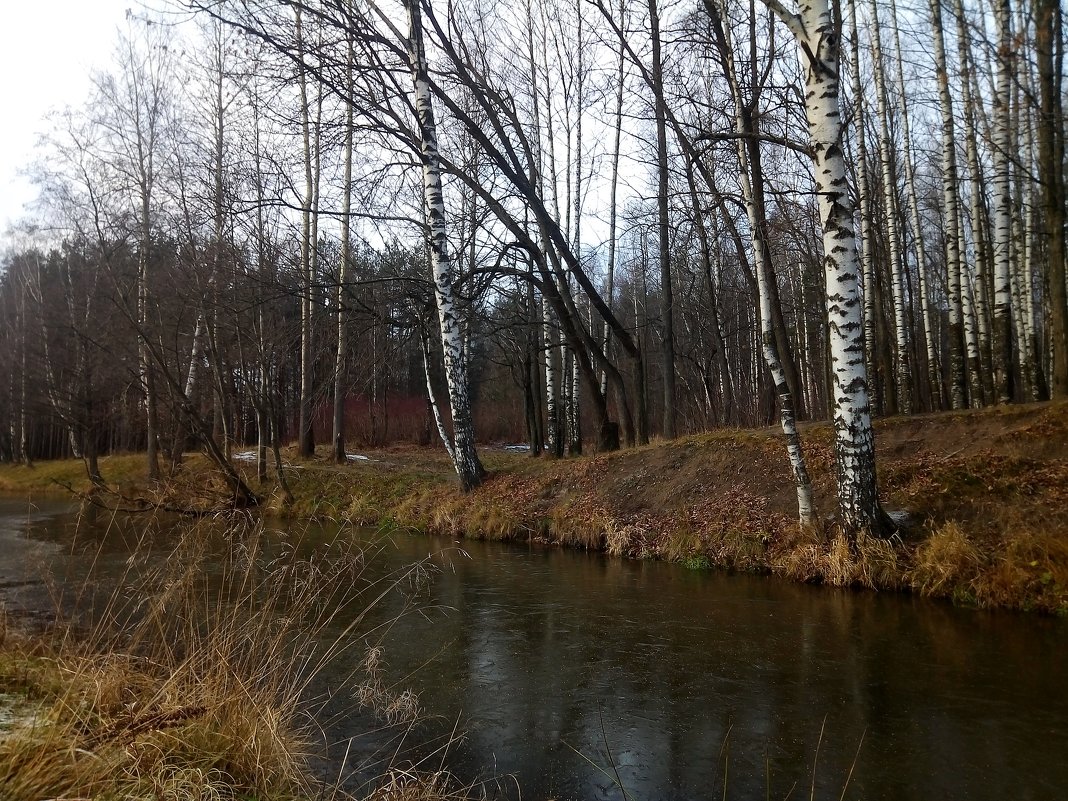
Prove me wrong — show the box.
[0,0,135,246]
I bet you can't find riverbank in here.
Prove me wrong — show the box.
[2,402,1066,614]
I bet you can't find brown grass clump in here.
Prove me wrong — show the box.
[603,514,659,558]
[772,528,905,590]
[357,646,422,727]
[910,522,982,600]
[0,515,405,801]
[368,768,481,801]
[973,532,1068,613]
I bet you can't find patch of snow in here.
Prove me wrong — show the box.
[887,509,911,527]
[0,692,39,734]
[347,454,371,461]
[231,450,258,463]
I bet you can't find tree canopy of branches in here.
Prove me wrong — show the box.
[3,0,1066,533]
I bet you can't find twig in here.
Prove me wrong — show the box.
[838,727,866,801]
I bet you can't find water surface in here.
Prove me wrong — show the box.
[1,498,1064,801]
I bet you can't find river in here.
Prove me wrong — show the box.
[1,498,1065,800]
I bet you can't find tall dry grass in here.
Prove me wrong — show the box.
[909,522,982,600]
[0,511,443,800]
[772,526,904,590]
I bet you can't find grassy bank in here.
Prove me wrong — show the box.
[3,403,1067,615]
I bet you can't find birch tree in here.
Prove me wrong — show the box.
[846,0,879,416]
[865,0,910,414]
[333,10,355,464]
[990,0,1015,404]
[707,0,814,526]
[759,0,886,533]
[887,0,940,409]
[930,0,968,409]
[92,21,174,480]
[404,0,485,490]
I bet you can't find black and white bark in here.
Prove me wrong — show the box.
[708,0,814,526]
[865,0,910,414]
[406,0,484,490]
[990,0,1015,404]
[761,0,885,533]
[953,0,993,406]
[847,0,879,414]
[929,0,968,409]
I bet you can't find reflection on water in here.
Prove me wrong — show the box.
[1,498,1065,801]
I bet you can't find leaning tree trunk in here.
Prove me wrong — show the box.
[708,1,814,526]
[406,0,484,491]
[765,0,885,534]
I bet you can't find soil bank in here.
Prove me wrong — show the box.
[2,402,1066,614]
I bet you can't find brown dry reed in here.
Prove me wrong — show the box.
[0,508,445,801]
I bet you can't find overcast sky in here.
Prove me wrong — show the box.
[0,0,137,245]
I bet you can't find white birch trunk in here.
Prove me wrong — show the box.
[544,298,561,456]
[1018,84,1040,399]
[420,329,457,464]
[866,0,911,414]
[990,0,1015,403]
[960,239,984,408]
[712,1,814,525]
[888,0,940,407]
[765,0,884,532]
[847,0,879,414]
[953,0,993,405]
[929,0,968,409]
[406,0,484,490]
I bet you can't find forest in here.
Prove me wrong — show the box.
[1,0,1065,535]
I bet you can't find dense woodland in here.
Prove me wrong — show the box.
[1,0,1065,531]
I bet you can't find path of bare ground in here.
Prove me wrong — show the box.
[2,402,1066,613]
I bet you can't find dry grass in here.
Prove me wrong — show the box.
[910,522,982,599]
[972,532,1068,612]
[0,513,449,801]
[907,523,1068,612]
[771,527,904,590]
[367,768,485,801]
